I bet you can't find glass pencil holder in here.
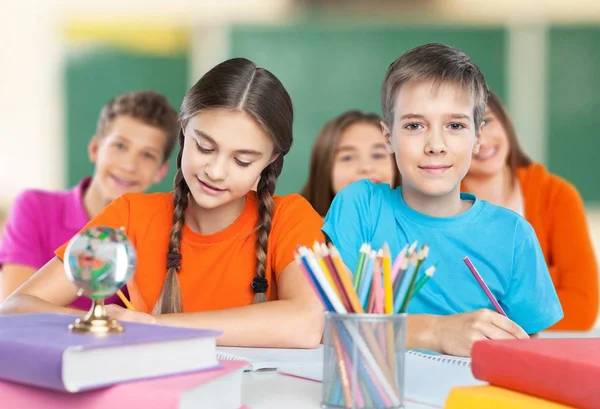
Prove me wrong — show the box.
[321,312,407,409]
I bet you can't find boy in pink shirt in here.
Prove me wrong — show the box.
[0,91,178,308]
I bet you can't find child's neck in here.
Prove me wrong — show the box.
[185,195,247,235]
[82,179,112,219]
[463,166,517,209]
[402,185,471,218]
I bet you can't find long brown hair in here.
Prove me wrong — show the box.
[486,90,532,181]
[300,110,400,217]
[153,58,294,314]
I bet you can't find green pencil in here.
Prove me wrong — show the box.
[352,243,370,290]
[411,265,436,297]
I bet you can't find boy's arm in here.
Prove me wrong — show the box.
[0,191,47,298]
[503,219,564,334]
[0,196,132,316]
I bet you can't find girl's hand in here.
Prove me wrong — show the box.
[433,309,529,357]
[105,304,157,325]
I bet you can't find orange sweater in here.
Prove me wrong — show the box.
[518,163,598,330]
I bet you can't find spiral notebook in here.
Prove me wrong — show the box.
[404,351,485,406]
[277,350,484,407]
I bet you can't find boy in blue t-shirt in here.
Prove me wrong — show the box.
[323,43,563,357]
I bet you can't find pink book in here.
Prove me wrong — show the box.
[0,360,249,409]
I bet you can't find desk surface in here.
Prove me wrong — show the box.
[240,328,600,409]
[242,371,439,409]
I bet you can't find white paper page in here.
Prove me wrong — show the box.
[217,345,324,371]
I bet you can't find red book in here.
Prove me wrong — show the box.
[471,338,600,409]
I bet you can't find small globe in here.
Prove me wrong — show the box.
[64,226,136,299]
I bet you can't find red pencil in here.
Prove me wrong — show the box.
[463,256,507,317]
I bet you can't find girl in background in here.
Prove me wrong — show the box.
[301,110,399,216]
[463,90,598,330]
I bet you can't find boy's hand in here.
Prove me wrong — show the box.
[433,309,529,357]
[105,304,158,325]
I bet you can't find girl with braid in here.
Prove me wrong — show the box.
[0,58,326,348]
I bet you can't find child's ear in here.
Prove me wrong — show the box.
[88,136,100,163]
[154,162,169,183]
[381,121,394,154]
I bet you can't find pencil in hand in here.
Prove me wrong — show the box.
[463,256,506,316]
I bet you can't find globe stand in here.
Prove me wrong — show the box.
[69,298,123,335]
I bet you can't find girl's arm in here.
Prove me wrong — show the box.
[546,181,598,330]
[155,260,325,349]
[0,257,83,315]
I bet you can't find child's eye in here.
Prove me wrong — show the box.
[196,141,213,153]
[235,158,252,167]
[113,142,126,150]
[482,117,493,127]
[339,155,354,162]
[448,123,466,131]
[143,152,157,160]
[372,152,388,160]
[404,123,423,131]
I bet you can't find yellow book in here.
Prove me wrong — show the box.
[445,385,576,409]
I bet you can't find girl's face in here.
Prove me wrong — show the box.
[331,122,396,194]
[181,109,276,211]
[468,107,510,177]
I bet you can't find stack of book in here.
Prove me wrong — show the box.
[0,313,248,409]
[445,338,600,409]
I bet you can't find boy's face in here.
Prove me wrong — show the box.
[88,115,169,201]
[383,79,480,202]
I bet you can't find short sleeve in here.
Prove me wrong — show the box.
[0,190,46,268]
[322,180,373,273]
[54,195,132,261]
[503,219,564,334]
[270,194,324,277]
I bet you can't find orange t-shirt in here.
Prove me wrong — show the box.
[55,192,324,313]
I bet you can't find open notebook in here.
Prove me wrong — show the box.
[278,350,484,407]
[216,346,324,372]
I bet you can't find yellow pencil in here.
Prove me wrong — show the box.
[382,243,393,314]
[117,290,135,310]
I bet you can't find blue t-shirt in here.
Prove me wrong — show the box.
[322,180,563,334]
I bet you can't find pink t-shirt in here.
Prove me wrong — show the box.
[0,178,127,309]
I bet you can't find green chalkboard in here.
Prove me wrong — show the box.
[229,24,507,195]
[64,46,188,193]
[548,26,600,202]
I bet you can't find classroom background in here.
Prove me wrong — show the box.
[1,0,599,321]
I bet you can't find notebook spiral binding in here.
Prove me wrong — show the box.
[407,350,471,367]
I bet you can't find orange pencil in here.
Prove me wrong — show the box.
[328,244,364,313]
